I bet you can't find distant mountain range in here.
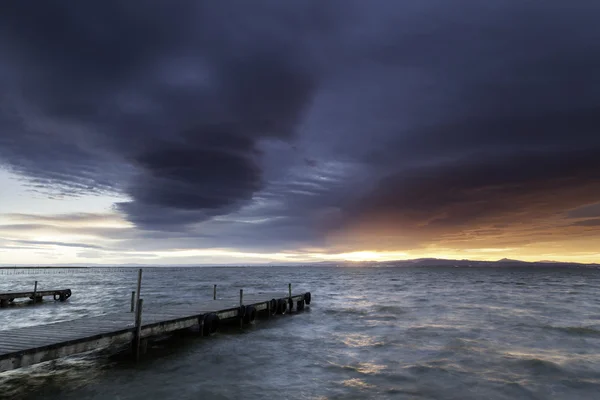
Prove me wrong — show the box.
[0,258,598,268]
[350,258,599,268]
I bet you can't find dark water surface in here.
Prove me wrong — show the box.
[1,266,600,399]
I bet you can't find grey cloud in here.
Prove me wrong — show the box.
[5,212,118,223]
[567,203,600,219]
[8,239,103,249]
[0,224,51,231]
[570,219,600,227]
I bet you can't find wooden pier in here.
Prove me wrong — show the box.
[0,289,312,373]
[0,287,72,307]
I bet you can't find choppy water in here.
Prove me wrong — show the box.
[1,266,600,399]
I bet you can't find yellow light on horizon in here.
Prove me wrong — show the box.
[317,250,409,262]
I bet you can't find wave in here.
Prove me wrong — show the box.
[374,304,407,314]
[510,357,564,374]
[326,361,386,375]
[324,308,369,317]
[546,325,600,336]
[406,325,463,334]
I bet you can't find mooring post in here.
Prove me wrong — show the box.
[213,284,217,300]
[130,291,135,312]
[134,269,142,316]
[288,283,292,312]
[133,298,144,361]
[33,281,38,304]
[239,289,244,329]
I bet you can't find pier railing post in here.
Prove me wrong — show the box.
[33,281,38,304]
[130,291,135,312]
[134,269,142,316]
[213,284,217,300]
[133,298,144,361]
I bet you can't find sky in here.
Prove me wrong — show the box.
[1,0,600,265]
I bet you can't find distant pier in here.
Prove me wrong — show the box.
[0,280,71,307]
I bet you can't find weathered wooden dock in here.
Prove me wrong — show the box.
[0,289,312,373]
[0,285,72,307]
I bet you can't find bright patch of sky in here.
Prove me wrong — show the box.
[0,169,126,216]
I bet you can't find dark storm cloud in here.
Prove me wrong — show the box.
[348,149,600,229]
[1,0,600,252]
[320,1,600,249]
[0,0,322,229]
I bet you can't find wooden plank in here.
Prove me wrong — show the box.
[0,341,51,351]
[11,323,128,334]
[0,344,39,352]
[0,330,134,355]
[0,331,133,372]
[1,332,109,343]
[6,332,106,342]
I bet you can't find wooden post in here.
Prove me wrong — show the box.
[130,291,135,312]
[33,281,38,304]
[133,298,143,361]
[134,269,142,315]
[213,284,217,300]
[288,283,292,312]
[239,289,244,329]
[140,339,148,356]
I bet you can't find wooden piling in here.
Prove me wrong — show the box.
[133,298,143,361]
[140,339,148,356]
[33,281,38,304]
[130,291,135,312]
[239,289,244,329]
[213,284,217,300]
[134,269,142,316]
[288,283,292,312]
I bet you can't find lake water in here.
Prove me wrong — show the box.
[1,266,600,399]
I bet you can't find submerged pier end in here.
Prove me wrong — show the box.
[0,282,72,308]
